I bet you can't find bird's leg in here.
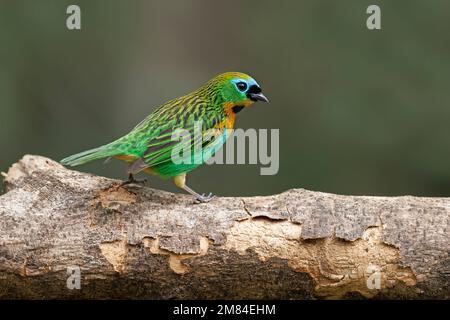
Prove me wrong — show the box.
[121,173,147,186]
[174,173,214,203]
[184,185,214,203]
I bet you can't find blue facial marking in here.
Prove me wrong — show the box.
[231,78,259,93]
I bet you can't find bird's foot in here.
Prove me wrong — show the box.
[120,174,147,187]
[194,192,215,204]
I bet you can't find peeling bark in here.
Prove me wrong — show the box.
[0,155,448,299]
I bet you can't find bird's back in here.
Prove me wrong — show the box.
[108,90,228,176]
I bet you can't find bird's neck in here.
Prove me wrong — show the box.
[222,100,253,129]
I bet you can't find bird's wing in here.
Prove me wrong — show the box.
[127,96,226,173]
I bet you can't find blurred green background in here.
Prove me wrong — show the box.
[1,0,450,197]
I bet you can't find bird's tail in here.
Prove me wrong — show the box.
[60,144,118,167]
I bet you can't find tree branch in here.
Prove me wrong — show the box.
[0,155,448,299]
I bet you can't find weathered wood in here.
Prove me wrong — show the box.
[0,155,448,299]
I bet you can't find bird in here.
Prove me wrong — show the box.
[61,72,268,203]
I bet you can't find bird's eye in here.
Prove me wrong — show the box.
[236,82,248,92]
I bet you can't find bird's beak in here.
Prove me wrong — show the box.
[248,92,269,103]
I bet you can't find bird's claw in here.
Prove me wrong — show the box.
[194,192,215,203]
[120,177,147,187]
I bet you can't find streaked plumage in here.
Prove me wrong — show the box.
[61,72,268,202]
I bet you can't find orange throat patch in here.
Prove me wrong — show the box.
[222,101,253,130]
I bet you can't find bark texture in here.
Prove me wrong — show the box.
[0,155,448,299]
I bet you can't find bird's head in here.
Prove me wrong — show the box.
[204,72,268,109]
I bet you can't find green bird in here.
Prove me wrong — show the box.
[61,72,268,202]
